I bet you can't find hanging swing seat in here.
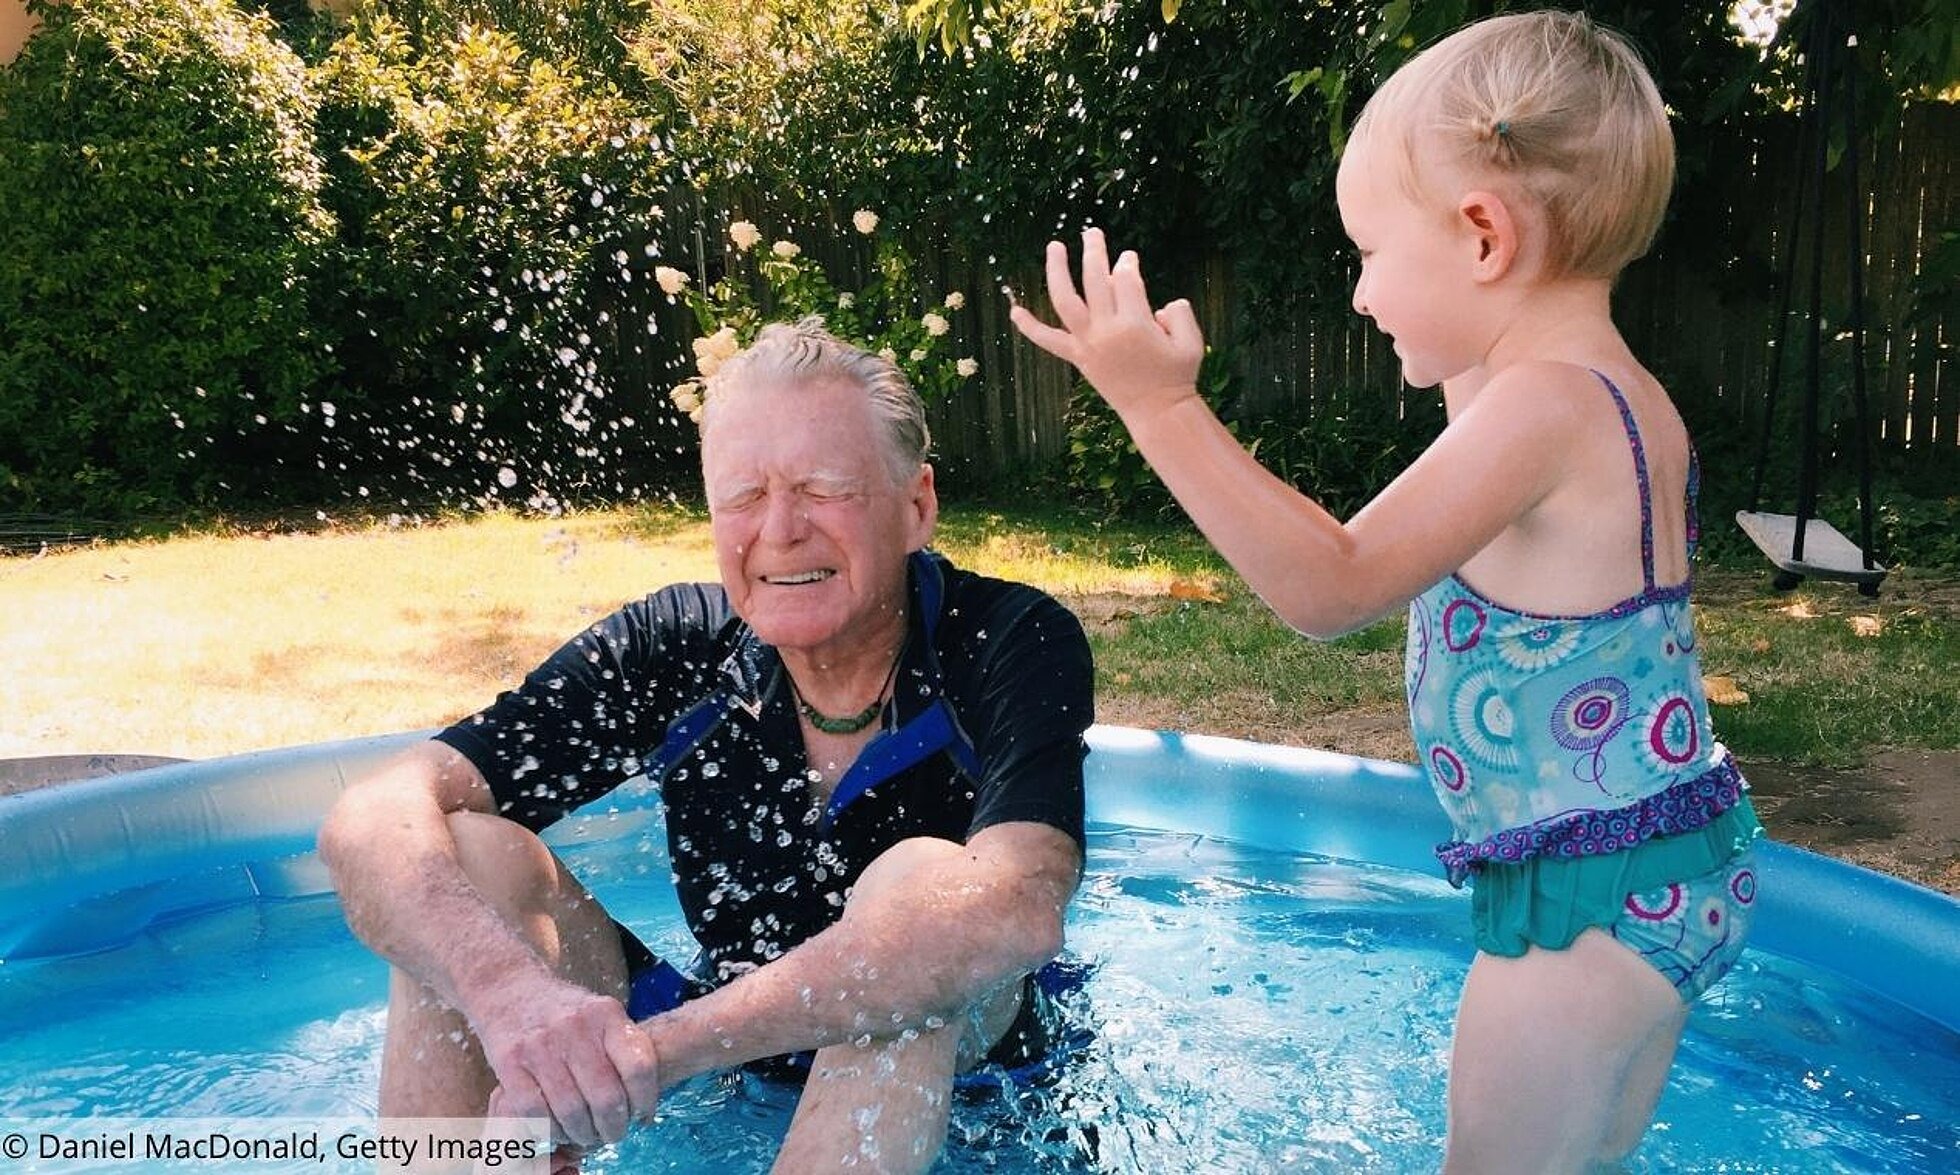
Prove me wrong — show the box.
[1735,510,1886,594]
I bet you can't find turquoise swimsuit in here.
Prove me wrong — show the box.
[1405,373,1762,998]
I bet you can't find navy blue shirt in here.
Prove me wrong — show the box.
[436,552,1093,981]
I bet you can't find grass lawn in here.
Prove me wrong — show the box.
[4,502,1954,765]
[4,502,1956,892]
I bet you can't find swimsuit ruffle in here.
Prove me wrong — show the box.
[1435,756,1747,887]
[1466,793,1764,958]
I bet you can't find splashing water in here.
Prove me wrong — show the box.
[1,826,1954,1173]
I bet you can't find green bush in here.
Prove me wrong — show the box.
[1062,350,1241,520]
[1239,391,1445,522]
[1063,345,1444,524]
[307,13,690,510]
[0,0,334,516]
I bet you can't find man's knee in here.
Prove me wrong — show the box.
[445,810,561,914]
[844,836,962,908]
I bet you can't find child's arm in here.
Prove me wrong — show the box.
[1010,229,1583,637]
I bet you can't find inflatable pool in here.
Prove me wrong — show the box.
[2,728,1956,1171]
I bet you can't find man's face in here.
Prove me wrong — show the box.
[700,376,936,658]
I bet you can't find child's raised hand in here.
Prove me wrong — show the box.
[1009,228,1206,422]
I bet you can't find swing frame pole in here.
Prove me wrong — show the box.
[1734,0,1886,596]
[1842,35,1879,572]
[1793,13,1833,563]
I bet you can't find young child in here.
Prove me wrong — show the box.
[1011,10,1762,1171]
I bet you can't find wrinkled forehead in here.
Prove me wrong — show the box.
[699,378,889,485]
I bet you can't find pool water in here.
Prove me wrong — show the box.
[2,824,1955,1173]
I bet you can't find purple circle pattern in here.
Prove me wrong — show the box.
[1729,869,1757,905]
[1443,599,1486,652]
[1429,745,1470,793]
[1645,695,1700,767]
[1623,882,1685,922]
[1550,677,1631,751]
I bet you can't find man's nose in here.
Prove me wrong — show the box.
[758,492,808,543]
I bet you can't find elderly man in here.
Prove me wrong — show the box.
[319,319,1094,1173]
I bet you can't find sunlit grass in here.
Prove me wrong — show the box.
[1,505,1953,768]
[0,510,719,758]
[1694,579,1960,765]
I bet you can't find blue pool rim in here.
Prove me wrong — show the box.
[2,726,1955,1036]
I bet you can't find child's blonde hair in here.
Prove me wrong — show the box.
[1349,9,1674,280]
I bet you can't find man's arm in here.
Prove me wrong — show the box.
[642,819,1082,1083]
[317,740,658,1148]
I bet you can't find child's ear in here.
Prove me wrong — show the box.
[1457,191,1519,282]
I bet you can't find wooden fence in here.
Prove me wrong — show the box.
[631,102,1954,488]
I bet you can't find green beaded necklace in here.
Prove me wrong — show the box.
[791,639,904,735]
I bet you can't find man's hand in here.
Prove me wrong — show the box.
[1009,227,1207,422]
[474,974,660,1152]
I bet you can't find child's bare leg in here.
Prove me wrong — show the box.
[1599,1004,1688,1162]
[1443,928,1685,1174]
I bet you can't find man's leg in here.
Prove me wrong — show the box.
[773,977,1023,1174]
[770,837,1030,1174]
[378,811,631,1118]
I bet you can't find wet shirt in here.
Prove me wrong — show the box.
[1404,373,1747,885]
[436,551,1093,981]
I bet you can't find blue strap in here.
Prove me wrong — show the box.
[826,699,982,820]
[625,958,695,1021]
[1594,371,1659,593]
[650,550,980,822]
[1686,446,1703,558]
[646,688,739,781]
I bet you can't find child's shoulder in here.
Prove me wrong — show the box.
[1484,359,1615,398]
[1466,360,1617,428]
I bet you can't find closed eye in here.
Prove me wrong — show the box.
[711,487,764,512]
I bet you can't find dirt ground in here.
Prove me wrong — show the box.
[1738,749,1960,895]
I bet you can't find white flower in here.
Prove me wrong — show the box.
[654,266,690,296]
[836,292,856,309]
[669,381,703,414]
[700,326,740,359]
[909,347,928,362]
[943,291,965,310]
[771,239,801,259]
[852,209,880,235]
[728,220,762,251]
[921,312,950,337]
[956,357,979,378]
[877,347,898,362]
[692,326,741,376]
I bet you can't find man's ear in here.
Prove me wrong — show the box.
[1458,190,1520,282]
[907,463,939,551]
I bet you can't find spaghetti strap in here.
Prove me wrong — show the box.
[1686,446,1703,559]
[1591,371,1658,592]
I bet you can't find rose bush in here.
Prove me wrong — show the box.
[661,211,977,423]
